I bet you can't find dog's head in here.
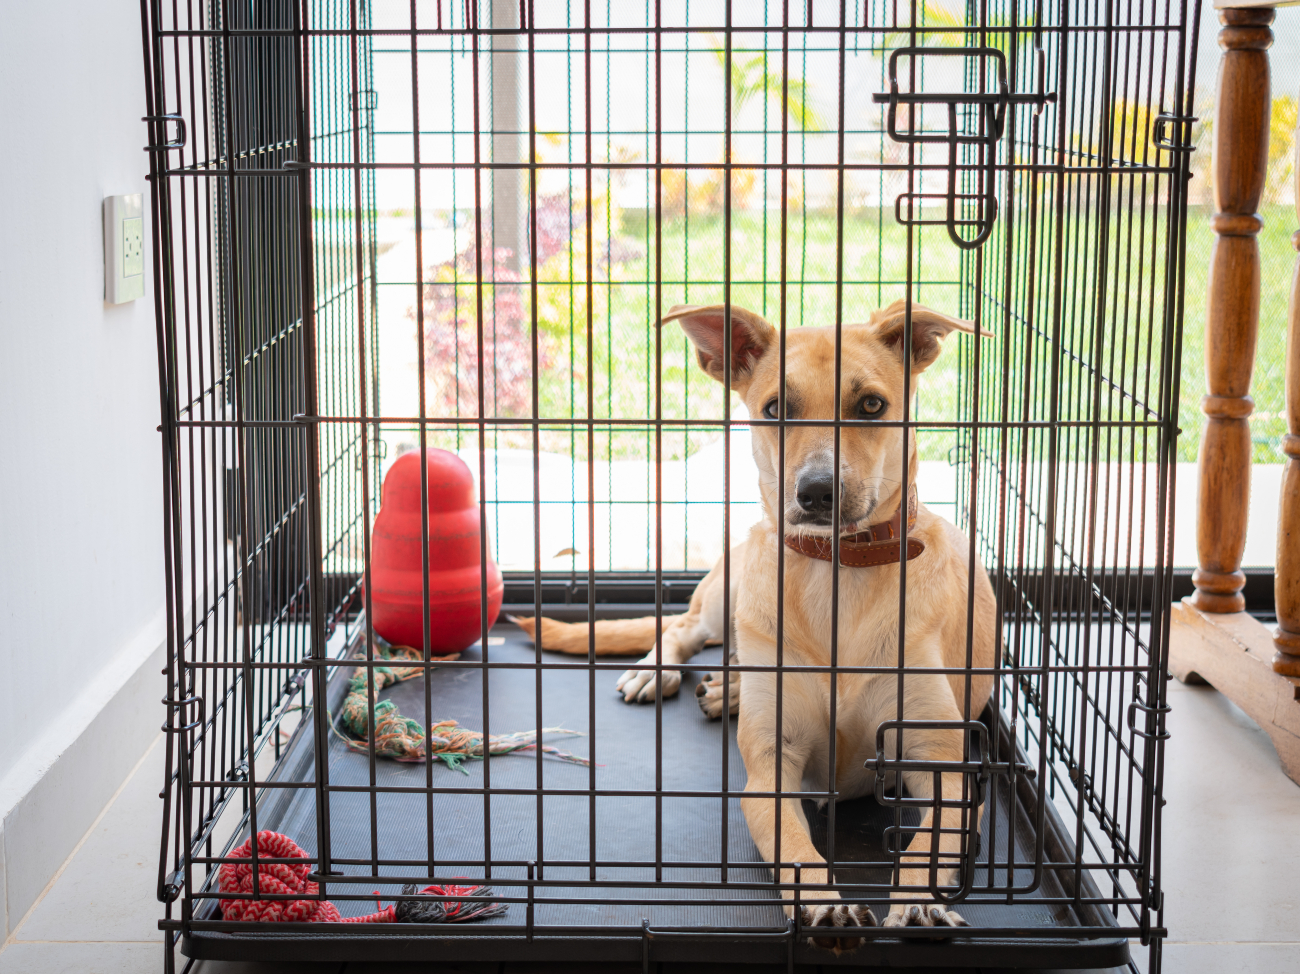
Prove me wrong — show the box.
[664,300,988,535]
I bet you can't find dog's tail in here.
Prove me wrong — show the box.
[508,614,679,656]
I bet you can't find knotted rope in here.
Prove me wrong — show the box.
[218,832,393,923]
[338,639,588,772]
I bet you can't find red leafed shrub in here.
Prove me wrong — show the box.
[416,232,548,419]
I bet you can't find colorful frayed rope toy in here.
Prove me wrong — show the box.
[219,831,506,924]
[395,882,508,923]
[337,638,588,772]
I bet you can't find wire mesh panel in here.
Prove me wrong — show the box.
[950,0,1195,960]
[142,0,380,947]
[142,2,1198,972]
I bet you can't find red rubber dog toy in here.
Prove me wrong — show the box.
[366,449,503,654]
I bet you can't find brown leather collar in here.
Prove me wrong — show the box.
[783,485,924,567]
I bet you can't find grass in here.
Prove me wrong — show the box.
[526,207,964,461]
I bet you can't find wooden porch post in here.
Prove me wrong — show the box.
[1189,7,1273,613]
[1169,5,1300,786]
[1275,102,1300,675]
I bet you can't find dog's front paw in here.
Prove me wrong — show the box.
[882,903,969,930]
[694,656,740,719]
[614,656,681,703]
[802,902,877,953]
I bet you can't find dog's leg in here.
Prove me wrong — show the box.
[612,614,698,703]
[881,728,981,929]
[614,551,732,703]
[737,675,877,953]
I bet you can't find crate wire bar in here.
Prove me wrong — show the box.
[141,1,1196,972]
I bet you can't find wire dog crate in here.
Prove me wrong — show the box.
[142,1,1198,971]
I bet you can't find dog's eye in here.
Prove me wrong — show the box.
[763,398,779,419]
[857,395,887,417]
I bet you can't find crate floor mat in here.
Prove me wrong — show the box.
[185,624,1127,968]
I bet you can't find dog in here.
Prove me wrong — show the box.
[515,300,996,950]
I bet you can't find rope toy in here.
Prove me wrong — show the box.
[395,882,509,923]
[218,832,394,923]
[338,638,588,772]
[219,832,508,924]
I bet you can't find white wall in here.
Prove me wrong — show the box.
[0,0,166,933]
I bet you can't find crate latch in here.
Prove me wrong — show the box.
[161,693,203,733]
[1152,113,1198,152]
[143,113,187,151]
[1127,699,1171,740]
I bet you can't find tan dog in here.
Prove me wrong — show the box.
[516,301,996,949]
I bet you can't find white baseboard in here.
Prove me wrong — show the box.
[0,609,167,936]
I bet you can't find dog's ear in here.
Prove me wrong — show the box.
[661,304,776,390]
[871,299,991,372]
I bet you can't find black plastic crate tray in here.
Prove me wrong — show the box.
[184,624,1127,969]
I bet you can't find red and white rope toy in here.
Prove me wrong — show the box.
[218,831,394,924]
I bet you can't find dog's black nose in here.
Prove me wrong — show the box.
[796,472,838,513]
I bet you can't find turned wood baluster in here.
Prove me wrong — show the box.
[1191,8,1274,614]
[1275,90,1300,674]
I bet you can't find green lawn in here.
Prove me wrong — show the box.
[533,207,963,460]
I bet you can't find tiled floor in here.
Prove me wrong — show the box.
[1,677,1296,974]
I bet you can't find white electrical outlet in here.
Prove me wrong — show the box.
[104,194,145,304]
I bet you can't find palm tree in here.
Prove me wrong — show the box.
[709,38,824,132]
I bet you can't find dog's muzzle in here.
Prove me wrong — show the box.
[794,470,841,523]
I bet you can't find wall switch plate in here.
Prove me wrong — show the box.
[104,194,145,304]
